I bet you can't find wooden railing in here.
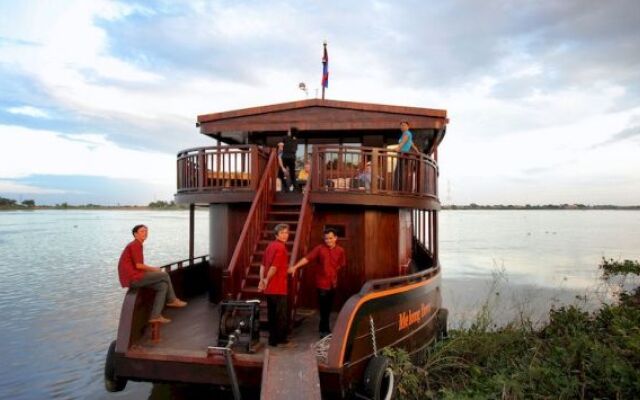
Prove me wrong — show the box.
[358,264,440,295]
[288,181,314,326]
[159,255,208,271]
[412,209,431,254]
[176,145,269,193]
[411,208,438,267]
[223,150,278,298]
[311,145,438,198]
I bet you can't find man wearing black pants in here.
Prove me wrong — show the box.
[258,224,296,348]
[290,228,346,338]
[282,131,298,191]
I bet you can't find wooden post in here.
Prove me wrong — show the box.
[197,150,205,191]
[251,146,260,191]
[151,322,161,344]
[370,148,379,194]
[189,203,195,264]
[311,147,320,191]
[433,211,439,264]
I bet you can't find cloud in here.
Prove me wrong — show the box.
[590,114,640,148]
[600,125,640,146]
[6,105,50,118]
[0,124,175,184]
[0,174,175,205]
[0,0,639,205]
[0,180,68,194]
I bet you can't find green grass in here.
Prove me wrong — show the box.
[385,258,640,399]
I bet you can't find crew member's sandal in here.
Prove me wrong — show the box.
[149,315,171,324]
[166,299,187,308]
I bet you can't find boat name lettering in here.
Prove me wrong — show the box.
[398,303,431,331]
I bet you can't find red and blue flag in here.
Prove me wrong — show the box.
[321,44,329,88]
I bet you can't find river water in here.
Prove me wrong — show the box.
[0,209,638,399]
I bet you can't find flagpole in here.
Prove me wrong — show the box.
[322,41,327,100]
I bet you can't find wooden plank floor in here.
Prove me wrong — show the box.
[135,294,220,356]
[260,348,321,400]
[134,294,336,360]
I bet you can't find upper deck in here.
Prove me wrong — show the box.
[175,99,448,209]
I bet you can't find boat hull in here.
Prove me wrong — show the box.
[109,266,443,399]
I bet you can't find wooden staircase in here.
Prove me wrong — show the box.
[240,193,302,300]
[238,193,303,323]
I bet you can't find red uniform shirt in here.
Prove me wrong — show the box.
[117,239,144,287]
[305,244,346,290]
[262,240,289,295]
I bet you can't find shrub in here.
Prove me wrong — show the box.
[389,259,640,399]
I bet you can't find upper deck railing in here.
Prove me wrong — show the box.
[176,145,269,193]
[176,144,438,200]
[310,145,438,199]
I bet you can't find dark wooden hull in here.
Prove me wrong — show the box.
[321,268,442,397]
[110,263,442,398]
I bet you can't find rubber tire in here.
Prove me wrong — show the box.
[362,355,395,400]
[104,340,127,392]
[437,308,449,341]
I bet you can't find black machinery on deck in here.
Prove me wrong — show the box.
[217,299,261,353]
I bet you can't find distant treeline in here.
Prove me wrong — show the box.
[2,196,638,211]
[443,203,640,210]
[0,197,186,210]
[0,196,35,210]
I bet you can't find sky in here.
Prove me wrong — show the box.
[0,0,639,206]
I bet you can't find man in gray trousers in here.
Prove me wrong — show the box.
[117,224,187,323]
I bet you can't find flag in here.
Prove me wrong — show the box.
[321,43,329,89]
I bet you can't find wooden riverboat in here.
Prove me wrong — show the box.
[105,99,449,399]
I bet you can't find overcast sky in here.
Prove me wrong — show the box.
[1,0,639,205]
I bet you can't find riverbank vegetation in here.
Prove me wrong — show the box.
[387,258,640,399]
[0,196,35,210]
[0,196,186,210]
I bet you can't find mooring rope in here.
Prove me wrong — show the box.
[314,334,332,364]
[369,315,378,356]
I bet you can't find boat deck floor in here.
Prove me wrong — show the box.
[132,294,335,360]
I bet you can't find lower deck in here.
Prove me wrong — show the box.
[130,294,336,362]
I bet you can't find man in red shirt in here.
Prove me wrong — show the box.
[118,224,187,324]
[258,223,295,347]
[290,228,346,338]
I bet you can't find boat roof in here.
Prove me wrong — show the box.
[197,99,448,144]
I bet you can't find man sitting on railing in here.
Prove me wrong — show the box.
[290,228,346,339]
[117,224,187,324]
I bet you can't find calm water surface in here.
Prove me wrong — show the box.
[0,209,638,399]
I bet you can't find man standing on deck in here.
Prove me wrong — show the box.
[282,129,299,191]
[117,225,187,324]
[391,121,415,191]
[290,228,346,338]
[258,223,296,348]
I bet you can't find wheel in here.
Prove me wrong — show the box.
[104,340,127,392]
[362,355,395,400]
[437,308,449,341]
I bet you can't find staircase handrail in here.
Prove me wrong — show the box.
[288,176,314,326]
[224,149,278,298]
